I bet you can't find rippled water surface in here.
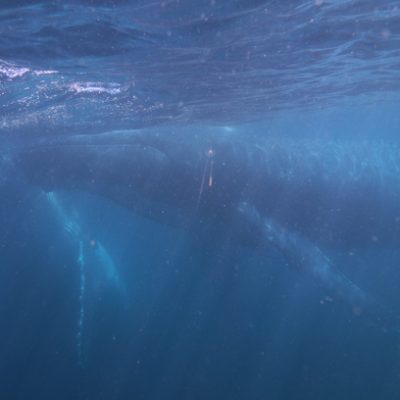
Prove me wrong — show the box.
[1,1,400,133]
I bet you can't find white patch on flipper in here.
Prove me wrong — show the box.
[237,201,369,309]
[45,191,125,366]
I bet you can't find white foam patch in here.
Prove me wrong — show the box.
[69,82,121,95]
[0,59,58,79]
[0,60,30,79]
[32,69,58,76]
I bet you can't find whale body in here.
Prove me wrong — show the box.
[16,131,400,245]
[14,130,400,321]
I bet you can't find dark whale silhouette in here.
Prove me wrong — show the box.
[14,130,400,325]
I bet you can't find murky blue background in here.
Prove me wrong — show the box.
[1,1,400,399]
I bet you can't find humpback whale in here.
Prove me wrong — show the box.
[14,130,400,326]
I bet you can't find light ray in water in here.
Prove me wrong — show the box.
[197,147,216,209]
[76,240,86,367]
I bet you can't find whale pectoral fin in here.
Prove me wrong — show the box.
[237,202,368,309]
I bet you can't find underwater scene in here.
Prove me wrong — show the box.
[1,1,400,399]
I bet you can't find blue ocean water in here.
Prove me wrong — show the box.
[1,1,400,399]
